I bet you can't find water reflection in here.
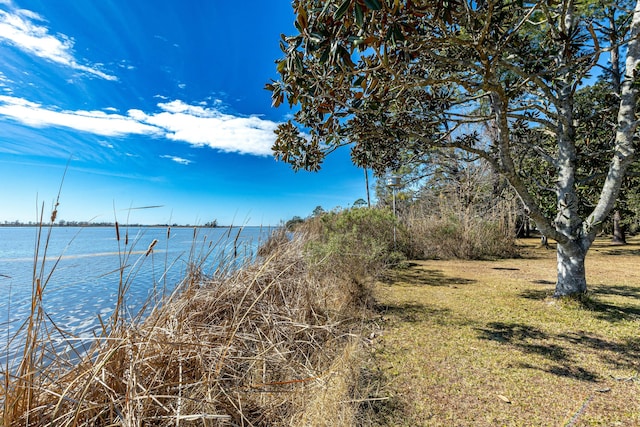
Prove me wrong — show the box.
[0,226,272,368]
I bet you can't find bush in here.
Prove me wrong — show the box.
[406,189,520,260]
[302,208,407,283]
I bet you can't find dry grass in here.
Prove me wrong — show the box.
[8,207,640,426]
[2,228,372,426]
[365,236,640,426]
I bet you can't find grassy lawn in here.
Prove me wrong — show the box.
[365,237,640,426]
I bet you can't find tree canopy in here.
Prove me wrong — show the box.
[267,0,640,296]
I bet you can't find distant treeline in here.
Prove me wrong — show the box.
[0,220,220,228]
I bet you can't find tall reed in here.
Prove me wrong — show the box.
[1,210,373,425]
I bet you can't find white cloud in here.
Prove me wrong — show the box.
[15,8,41,20]
[161,155,192,165]
[127,109,147,121]
[0,96,279,156]
[143,101,277,155]
[98,140,114,149]
[0,95,161,136]
[0,7,117,80]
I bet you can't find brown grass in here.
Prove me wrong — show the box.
[8,206,640,426]
[2,228,372,426]
[363,236,640,426]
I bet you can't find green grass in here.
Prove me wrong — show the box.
[363,237,640,426]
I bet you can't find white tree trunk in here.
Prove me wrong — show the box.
[553,0,640,296]
[488,0,640,297]
[587,0,640,230]
[555,239,588,296]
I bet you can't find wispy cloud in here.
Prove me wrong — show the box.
[0,96,279,156]
[0,95,160,135]
[0,6,116,80]
[139,100,277,155]
[98,140,114,149]
[161,155,192,165]
[0,70,12,88]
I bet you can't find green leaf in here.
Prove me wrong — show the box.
[339,46,356,69]
[319,47,330,64]
[363,0,382,10]
[355,3,364,26]
[334,0,351,20]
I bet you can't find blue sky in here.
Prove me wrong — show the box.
[0,0,370,226]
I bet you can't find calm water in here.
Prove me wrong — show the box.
[0,226,272,359]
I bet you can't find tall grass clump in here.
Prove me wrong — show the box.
[301,208,407,309]
[1,194,77,426]
[406,202,519,260]
[404,166,520,260]
[2,217,375,425]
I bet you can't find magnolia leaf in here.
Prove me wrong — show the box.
[355,3,364,26]
[296,6,308,31]
[364,0,383,10]
[334,0,352,20]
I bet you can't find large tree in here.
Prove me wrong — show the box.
[267,0,640,297]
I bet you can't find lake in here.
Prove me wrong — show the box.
[0,225,273,362]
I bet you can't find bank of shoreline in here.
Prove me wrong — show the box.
[9,220,637,425]
[2,229,373,425]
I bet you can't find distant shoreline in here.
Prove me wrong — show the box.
[0,223,273,229]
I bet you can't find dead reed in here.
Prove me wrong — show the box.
[2,224,370,426]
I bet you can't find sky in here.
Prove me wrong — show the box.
[0,0,371,226]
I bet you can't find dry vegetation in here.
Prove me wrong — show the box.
[4,206,640,426]
[365,237,640,426]
[1,227,375,426]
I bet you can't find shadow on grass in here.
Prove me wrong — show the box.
[476,321,598,382]
[556,331,640,370]
[547,365,598,381]
[582,298,640,322]
[592,284,640,299]
[476,320,640,382]
[380,268,476,288]
[356,365,406,426]
[376,301,452,323]
[531,279,555,285]
[591,285,640,320]
[517,363,598,382]
[520,289,554,300]
[518,285,640,322]
[597,241,640,256]
[561,285,640,322]
[476,322,547,342]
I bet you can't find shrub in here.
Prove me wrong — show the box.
[406,192,520,260]
[302,207,407,285]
